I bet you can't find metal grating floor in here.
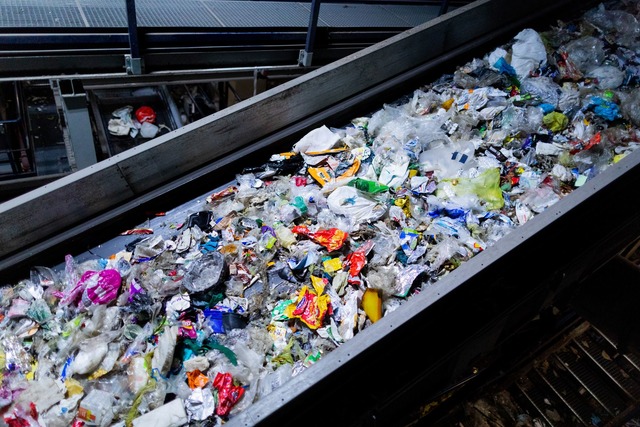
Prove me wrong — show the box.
[379,4,441,27]
[0,0,85,28]
[211,2,311,28]
[0,0,446,28]
[436,322,640,427]
[314,3,412,27]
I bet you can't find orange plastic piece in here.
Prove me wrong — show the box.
[187,369,209,389]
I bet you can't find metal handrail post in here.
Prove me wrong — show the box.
[299,0,322,67]
[439,0,450,15]
[125,0,144,74]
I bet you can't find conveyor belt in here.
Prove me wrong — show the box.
[5,0,640,426]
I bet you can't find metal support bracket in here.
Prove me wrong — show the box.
[125,54,143,75]
[298,50,314,68]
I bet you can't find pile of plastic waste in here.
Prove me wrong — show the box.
[108,105,162,139]
[3,1,640,425]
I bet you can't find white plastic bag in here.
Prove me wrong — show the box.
[326,186,387,223]
[510,28,548,79]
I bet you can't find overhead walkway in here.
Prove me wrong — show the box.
[0,0,468,78]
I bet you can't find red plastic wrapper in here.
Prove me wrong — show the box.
[213,372,245,417]
[3,403,39,427]
[344,240,375,279]
[292,226,348,252]
[135,106,156,124]
[554,51,583,82]
[293,176,307,186]
[206,186,238,204]
[120,228,153,235]
[291,225,310,237]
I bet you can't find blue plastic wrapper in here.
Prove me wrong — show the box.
[204,309,225,334]
[493,57,517,76]
[589,96,621,121]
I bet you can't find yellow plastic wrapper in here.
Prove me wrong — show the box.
[88,368,108,380]
[323,257,343,273]
[308,167,333,187]
[285,280,331,329]
[308,158,361,187]
[305,147,348,156]
[613,153,627,163]
[394,196,412,217]
[25,362,37,380]
[362,288,382,323]
[65,378,84,397]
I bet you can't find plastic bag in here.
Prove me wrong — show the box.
[584,4,640,47]
[436,168,504,211]
[520,76,561,107]
[419,140,477,179]
[181,251,227,294]
[562,36,606,73]
[108,106,137,137]
[588,65,625,90]
[542,112,569,132]
[621,88,640,126]
[326,185,387,224]
[292,125,341,166]
[510,28,548,79]
[140,121,159,138]
[588,96,621,121]
[519,185,560,213]
[30,266,58,288]
[80,269,122,307]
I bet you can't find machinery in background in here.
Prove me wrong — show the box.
[0,72,292,202]
[0,81,70,201]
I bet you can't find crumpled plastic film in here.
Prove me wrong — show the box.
[326,186,387,224]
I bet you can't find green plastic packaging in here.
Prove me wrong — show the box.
[348,178,390,194]
[438,168,504,210]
